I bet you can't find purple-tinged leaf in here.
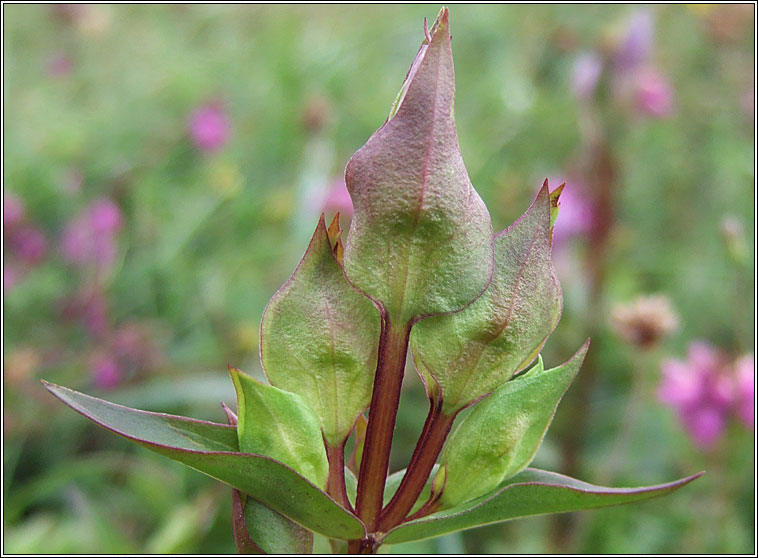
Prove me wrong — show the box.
[260,216,380,446]
[241,495,314,554]
[383,468,703,544]
[42,381,365,540]
[411,183,562,414]
[232,484,266,554]
[343,7,494,326]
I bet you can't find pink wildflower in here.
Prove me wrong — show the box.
[8,226,47,265]
[634,66,675,118]
[4,194,25,229]
[60,197,123,272]
[572,52,604,100]
[659,341,753,449]
[615,10,654,71]
[91,351,122,391]
[189,102,231,152]
[734,355,755,428]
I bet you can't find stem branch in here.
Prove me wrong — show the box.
[325,440,352,512]
[355,318,411,531]
[379,402,455,530]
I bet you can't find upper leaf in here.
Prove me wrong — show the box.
[230,367,329,489]
[411,183,563,414]
[260,216,380,446]
[384,468,703,544]
[42,382,365,540]
[436,342,589,508]
[342,8,494,325]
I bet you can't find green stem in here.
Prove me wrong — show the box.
[355,318,411,532]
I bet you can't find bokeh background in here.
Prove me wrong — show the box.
[3,4,754,554]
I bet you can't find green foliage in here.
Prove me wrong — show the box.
[42,382,364,540]
[5,4,751,554]
[260,216,380,446]
[437,343,588,508]
[342,11,493,326]
[230,368,329,489]
[384,468,703,544]
[411,184,563,413]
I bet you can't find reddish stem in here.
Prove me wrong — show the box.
[325,440,352,512]
[354,318,411,531]
[378,402,455,530]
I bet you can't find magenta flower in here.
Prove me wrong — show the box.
[572,51,604,100]
[8,226,48,265]
[60,197,123,272]
[634,66,675,118]
[189,102,231,153]
[4,194,25,229]
[91,351,122,391]
[4,265,20,293]
[615,10,654,71]
[734,354,755,428]
[659,341,752,449]
[60,286,111,339]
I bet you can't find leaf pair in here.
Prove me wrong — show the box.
[42,381,701,547]
[411,181,563,416]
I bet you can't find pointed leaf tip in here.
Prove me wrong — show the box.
[344,8,493,325]
[260,215,380,446]
[411,183,561,413]
[385,468,704,544]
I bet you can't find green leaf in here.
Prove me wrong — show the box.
[411,183,562,413]
[224,402,312,555]
[342,7,494,325]
[230,368,329,489]
[383,468,703,545]
[241,495,314,554]
[260,216,380,446]
[42,381,365,541]
[436,342,589,508]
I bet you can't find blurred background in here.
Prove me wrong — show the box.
[3,4,754,554]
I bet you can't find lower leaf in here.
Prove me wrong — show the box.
[42,381,365,541]
[383,468,703,544]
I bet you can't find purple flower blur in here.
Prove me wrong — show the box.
[634,66,675,118]
[572,51,604,100]
[734,355,755,428]
[60,197,123,272]
[8,226,48,265]
[321,177,354,219]
[189,102,231,153]
[659,341,754,449]
[4,193,48,291]
[4,194,25,228]
[608,9,675,119]
[91,351,122,391]
[615,10,654,71]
